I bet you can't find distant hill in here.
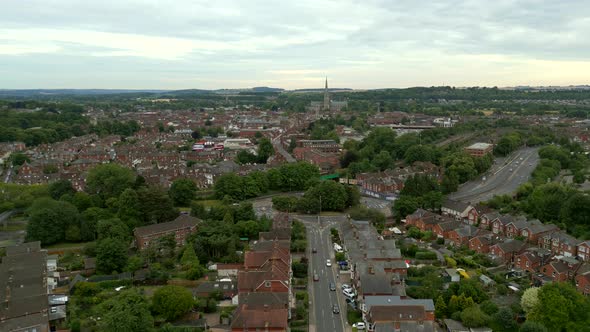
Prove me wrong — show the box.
[0,89,168,97]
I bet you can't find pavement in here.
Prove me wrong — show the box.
[448,146,540,204]
[294,215,350,332]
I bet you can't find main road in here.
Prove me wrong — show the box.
[294,215,348,332]
[449,146,540,203]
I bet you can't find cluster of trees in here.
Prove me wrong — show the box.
[494,132,523,156]
[0,102,140,146]
[520,283,590,332]
[22,164,181,274]
[392,174,444,221]
[214,161,320,200]
[68,281,219,332]
[441,151,493,193]
[272,181,359,214]
[190,201,270,262]
[236,137,274,164]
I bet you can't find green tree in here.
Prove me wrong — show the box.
[97,218,129,241]
[10,152,30,166]
[392,196,419,221]
[257,137,274,163]
[80,207,113,241]
[435,295,447,318]
[214,173,244,200]
[528,282,590,332]
[180,245,200,270]
[48,179,76,200]
[86,164,135,201]
[26,198,80,245]
[96,237,128,274]
[152,285,194,321]
[137,186,178,224]
[528,183,573,222]
[169,179,197,206]
[234,220,260,239]
[521,287,540,314]
[190,201,207,219]
[519,321,548,332]
[461,305,489,328]
[493,307,517,332]
[96,289,154,332]
[117,188,141,228]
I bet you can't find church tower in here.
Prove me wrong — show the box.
[322,77,330,111]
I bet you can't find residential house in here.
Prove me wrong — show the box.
[0,242,50,332]
[577,241,590,262]
[134,214,200,250]
[447,225,485,247]
[194,279,236,300]
[489,239,526,265]
[575,264,590,295]
[363,297,435,332]
[538,231,581,257]
[432,219,462,239]
[230,305,289,332]
[441,199,474,223]
[468,234,499,254]
[514,249,550,274]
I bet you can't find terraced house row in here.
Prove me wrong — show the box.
[407,199,590,295]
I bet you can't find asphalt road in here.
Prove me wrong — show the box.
[449,147,540,203]
[296,216,347,332]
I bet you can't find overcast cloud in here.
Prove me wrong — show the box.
[1,0,589,89]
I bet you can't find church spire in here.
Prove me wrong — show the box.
[322,77,330,111]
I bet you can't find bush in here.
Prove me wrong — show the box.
[415,251,437,260]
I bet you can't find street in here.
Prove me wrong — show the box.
[295,215,347,332]
[449,147,540,203]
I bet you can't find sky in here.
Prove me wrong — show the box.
[1,0,589,90]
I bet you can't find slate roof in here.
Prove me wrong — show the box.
[230,306,289,330]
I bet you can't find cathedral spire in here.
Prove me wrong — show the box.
[322,77,330,111]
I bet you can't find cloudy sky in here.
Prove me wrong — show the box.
[1,0,589,89]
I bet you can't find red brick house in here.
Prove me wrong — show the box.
[489,239,526,265]
[432,219,461,239]
[134,215,199,250]
[519,220,560,244]
[230,305,289,331]
[538,231,581,257]
[540,261,572,282]
[479,212,501,230]
[405,209,439,232]
[575,264,590,295]
[468,234,499,254]
[577,241,590,262]
[447,225,485,247]
[514,251,546,274]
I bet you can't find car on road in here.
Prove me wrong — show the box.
[343,288,356,299]
[332,304,340,314]
[509,168,513,172]
[329,282,336,291]
[353,322,366,330]
[313,272,319,281]
[326,259,332,267]
[312,247,317,253]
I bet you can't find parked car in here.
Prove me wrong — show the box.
[353,322,366,330]
[332,304,340,314]
[326,259,332,267]
[341,284,352,291]
[312,247,317,253]
[329,282,336,291]
[343,288,356,298]
[313,272,319,281]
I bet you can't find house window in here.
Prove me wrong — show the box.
[526,261,530,267]
[552,272,556,277]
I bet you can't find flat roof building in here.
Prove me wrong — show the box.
[465,143,493,157]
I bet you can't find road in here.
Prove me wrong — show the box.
[449,147,540,203]
[295,215,347,332]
